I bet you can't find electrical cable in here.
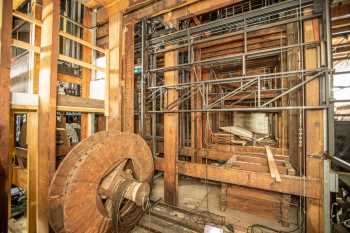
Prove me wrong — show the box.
[246,217,304,233]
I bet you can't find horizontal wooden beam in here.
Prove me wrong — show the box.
[10,93,105,113]
[13,10,42,26]
[180,146,288,161]
[11,92,38,111]
[154,158,321,199]
[57,73,82,85]
[59,31,106,54]
[57,94,104,113]
[12,39,40,53]
[11,40,105,72]
[58,54,105,72]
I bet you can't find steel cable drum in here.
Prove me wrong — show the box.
[48,130,154,233]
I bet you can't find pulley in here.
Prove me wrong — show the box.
[48,130,154,233]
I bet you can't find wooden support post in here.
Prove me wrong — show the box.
[304,17,324,233]
[27,112,38,233]
[191,51,203,163]
[29,0,42,94]
[0,0,12,232]
[108,12,123,131]
[81,8,92,139]
[37,0,60,232]
[164,50,179,205]
[286,22,303,173]
[123,23,135,133]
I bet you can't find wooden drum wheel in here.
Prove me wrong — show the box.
[48,130,154,233]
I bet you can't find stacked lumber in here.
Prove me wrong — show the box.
[211,133,247,146]
[220,153,295,226]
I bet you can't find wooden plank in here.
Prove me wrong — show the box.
[27,112,38,233]
[13,0,27,10]
[164,49,179,205]
[13,10,42,26]
[11,92,38,110]
[29,1,42,94]
[11,167,27,190]
[123,23,135,132]
[58,54,105,72]
[57,95,104,109]
[57,73,82,85]
[180,146,288,161]
[265,146,282,182]
[304,15,324,233]
[59,31,106,54]
[12,39,40,53]
[0,1,12,232]
[81,8,93,140]
[107,12,123,130]
[154,158,321,199]
[37,0,60,232]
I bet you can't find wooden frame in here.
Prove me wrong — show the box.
[0,1,12,232]
[111,1,327,233]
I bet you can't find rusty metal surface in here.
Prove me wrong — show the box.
[48,130,154,233]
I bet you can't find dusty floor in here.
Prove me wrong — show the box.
[9,176,302,233]
[145,176,301,233]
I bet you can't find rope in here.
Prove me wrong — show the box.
[111,179,133,233]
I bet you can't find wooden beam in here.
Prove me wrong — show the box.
[37,0,60,232]
[164,49,179,205]
[29,1,42,94]
[13,0,26,10]
[57,73,82,85]
[59,31,106,54]
[27,111,38,233]
[108,12,123,131]
[265,146,282,182]
[57,95,104,113]
[81,8,93,140]
[13,10,42,26]
[154,158,321,199]
[58,54,104,72]
[123,23,135,133]
[11,92,39,111]
[0,0,12,232]
[304,16,324,233]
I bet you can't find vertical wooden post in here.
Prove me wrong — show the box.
[29,0,42,94]
[81,8,92,139]
[108,12,123,131]
[27,112,38,233]
[286,22,303,172]
[0,0,12,232]
[304,18,324,233]
[164,50,179,205]
[37,0,60,232]
[191,52,203,163]
[123,23,135,133]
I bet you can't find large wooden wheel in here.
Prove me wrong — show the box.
[48,130,154,233]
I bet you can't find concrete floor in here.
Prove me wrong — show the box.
[148,176,301,233]
[9,176,301,233]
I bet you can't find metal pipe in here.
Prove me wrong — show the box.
[140,18,147,136]
[149,41,321,73]
[149,0,313,45]
[150,14,320,55]
[330,155,350,171]
[148,69,323,89]
[148,106,328,113]
[262,71,324,107]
